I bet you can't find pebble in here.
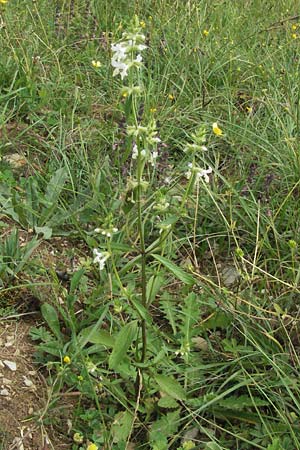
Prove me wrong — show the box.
[0,388,10,396]
[3,360,17,371]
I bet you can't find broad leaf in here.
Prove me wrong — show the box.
[109,321,138,370]
[111,411,133,443]
[78,326,115,347]
[41,303,62,342]
[158,396,179,409]
[155,374,186,401]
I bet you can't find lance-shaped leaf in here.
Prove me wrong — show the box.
[109,320,138,370]
[152,254,195,285]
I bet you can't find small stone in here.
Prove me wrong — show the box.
[5,341,14,348]
[23,376,34,387]
[2,378,12,385]
[3,360,17,371]
[0,388,10,396]
[192,336,208,351]
[12,437,24,450]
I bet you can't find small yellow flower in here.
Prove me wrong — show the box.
[87,444,98,450]
[77,375,83,381]
[148,15,153,20]
[246,106,253,114]
[63,356,71,364]
[92,60,101,68]
[203,29,209,36]
[292,24,297,31]
[212,122,222,136]
[292,33,297,39]
[168,93,175,100]
[150,107,157,113]
[0,0,8,4]
[140,20,146,28]
[122,92,128,98]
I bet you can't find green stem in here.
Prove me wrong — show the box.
[137,153,147,363]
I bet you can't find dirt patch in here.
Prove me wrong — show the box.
[0,319,71,450]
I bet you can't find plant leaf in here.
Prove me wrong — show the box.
[78,326,115,347]
[109,321,138,370]
[41,303,62,342]
[158,396,179,409]
[111,410,133,443]
[155,374,186,401]
[152,254,195,285]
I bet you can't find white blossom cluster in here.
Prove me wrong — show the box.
[185,162,212,184]
[111,31,147,80]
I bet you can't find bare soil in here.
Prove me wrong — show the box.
[0,319,71,450]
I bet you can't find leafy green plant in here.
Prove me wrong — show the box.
[0,228,39,287]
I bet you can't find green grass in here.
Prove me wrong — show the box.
[0,1,300,449]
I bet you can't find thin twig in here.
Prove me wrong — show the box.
[261,14,300,32]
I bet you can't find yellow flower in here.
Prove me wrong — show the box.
[203,29,209,36]
[92,60,101,68]
[87,444,98,450]
[150,107,157,113]
[212,122,222,136]
[0,0,8,4]
[168,93,175,100]
[140,20,146,28]
[246,106,253,114]
[63,356,71,364]
[292,24,297,31]
[292,33,297,39]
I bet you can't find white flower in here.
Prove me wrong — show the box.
[111,30,147,80]
[150,150,158,166]
[185,163,212,183]
[93,249,110,271]
[111,42,127,54]
[111,59,129,80]
[134,54,143,63]
[132,144,138,159]
[197,167,212,183]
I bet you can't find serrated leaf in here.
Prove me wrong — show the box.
[160,299,177,335]
[158,396,179,409]
[217,395,269,410]
[111,410,133,443]
[109,321,138,370]
[155,374,186,401]
[41,303,62,342]
[150,410,180,443]
[152,254,195,285]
